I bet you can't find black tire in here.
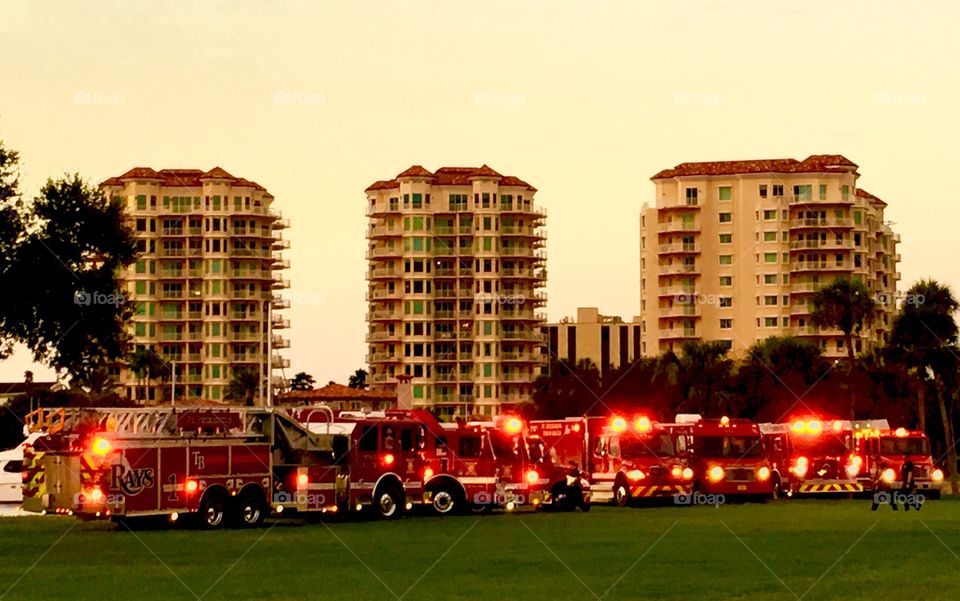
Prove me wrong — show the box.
[429,485,462,516]
[613,481,631,507]
[373,485,403,520]
[234,489,267,528]
[198,492,227,530]
[580,497,592,512]
[552,485,577,512]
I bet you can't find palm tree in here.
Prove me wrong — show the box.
[890,279,960,493]
[225,369,261,406]
[811,278,877,417]
[347,369,368,389]
[677,341,734,416]
[289,371,316,391]
[738,336,830,420]
[128,348,167,403]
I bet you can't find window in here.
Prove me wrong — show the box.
[763,210,777,220]
[136,195,147,210]
[819,184,827,200]
[719,297,732,307]
[719,233,732,244]
[854,211,862,225]
[759,185,768,198]
[773,185,784,197]
[719,255,732,265]
[359,427,378,452]
[720,319,732,329]
[793,184,812,200]
[842,185,850,201]
[764,295,777,306]
[763,252,777,263]
[763,274,776,284]
[719,276,732,287]
[685,188,698,205]
[719,212,732,223]
[412,193,423,209]
[3,459,23,473]
[765,317,778,327]
[718,186,732,201]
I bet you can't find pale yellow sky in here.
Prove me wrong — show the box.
[1,0,958,385]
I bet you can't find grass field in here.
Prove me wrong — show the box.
[1,499,959,601]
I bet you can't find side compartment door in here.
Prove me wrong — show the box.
[111,447,160,514]
[159,447,188,512]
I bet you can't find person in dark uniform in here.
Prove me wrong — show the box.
[900,456,919,511]
[870,464,896,511]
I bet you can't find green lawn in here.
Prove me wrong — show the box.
[1,500,958,600]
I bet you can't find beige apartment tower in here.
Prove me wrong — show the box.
[101,167,290,404]
[365,165,546,418]
[640,155,899,358]
[542,308,642,379]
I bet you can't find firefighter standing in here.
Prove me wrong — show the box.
[900,457,920,511]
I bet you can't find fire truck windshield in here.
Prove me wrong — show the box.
[696,436,763,458]
[619,434,676,458]
[880,437,929,456]
[490,431,526,461]
[791,435,849,457]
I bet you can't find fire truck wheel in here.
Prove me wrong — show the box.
[613,482,631,507]
[199,492,228,529]
[374,485,404,520]
[235,490,267,527]
[430,487,461,515]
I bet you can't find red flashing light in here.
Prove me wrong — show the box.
[424,467,435,480]
[833,420,844,432]
[525,470,539,484]
[611,417,627,433]
[185,479,199,494]
[807,420,823,434]
[296,473,309,488]
[895,427,908,437]
[91,437,112,456]
[635,416,652,433]
[504,417,524,434]
[382,453,395,466]
[572,423,581,433]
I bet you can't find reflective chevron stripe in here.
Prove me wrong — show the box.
[798,482,863,493]
[630,485,686,497]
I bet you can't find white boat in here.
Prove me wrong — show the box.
[0,432,42,504]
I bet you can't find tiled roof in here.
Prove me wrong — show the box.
[855,188,886,206]
[652,154,859,180]
[366,166,535,192]
[279,382,396,402]
[102,167,265,191]
[0,382,57,396]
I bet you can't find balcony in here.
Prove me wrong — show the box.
[658,263,698,276]
[792,260,850,272]
[367,202,401,216]
[158,269,184,279]
[271,317,291,329]
[435,372,457,382]
[271,275,291,289]
[659,286,697,298]
[434,268,456,277]
[368,267,400,280]
[272,297,291,309]
[366,246,401,260]
[271,335,290,349]
[658,242,700,254]
[789,239,851,251]
[365,330,398,342]
[366,288,400,301]
[271,354,291,369]
[272,238,291,249]
[789,217,853,229]
[658,221,699,233]
[658,304,700,318]
[501,352,536,362]
[368,352,401,363]
[367,309,398,321]
[368,224,403,238]
[159,247,186,257]
[660,327,699,340]
[789,195,851,206]
[458,351,474,360]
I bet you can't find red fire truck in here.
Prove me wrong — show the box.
[759,418,863,497]
[520,418,592,510]
[684,417,773,499]
[529,416,690,507]
[853,425,944,499]
[24,405,427,526]
[463,415,551,510]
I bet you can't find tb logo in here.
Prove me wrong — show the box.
[192,452,205,470]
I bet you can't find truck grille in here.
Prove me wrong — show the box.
[726,468,755,482]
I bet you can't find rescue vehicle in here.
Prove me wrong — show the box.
[21,404,422,526]
[760,418,863,497]
[854,424,944,499]
[522,417,593,510]
[685,416,773,499]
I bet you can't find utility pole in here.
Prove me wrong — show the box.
[171,360,176,406]
[266,298,273,408]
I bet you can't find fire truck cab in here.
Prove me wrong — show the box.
[524,418,594,510]
[296,408,426,519]
[760,418,863,497]
[854,425,944,499]
[464,416,548,510]
[592,415,693,506]
[688,417,773,499]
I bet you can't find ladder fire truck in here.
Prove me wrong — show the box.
[682,416,773,499]
[852,423,944,499]
[759,418,863,497]
[22,405,425,526]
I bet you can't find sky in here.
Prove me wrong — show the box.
[0,0,958,386]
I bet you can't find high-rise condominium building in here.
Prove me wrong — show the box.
[365,165,546,418]
[542,308,642,380]
[101,167,290,404]
[640,155,899,358]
